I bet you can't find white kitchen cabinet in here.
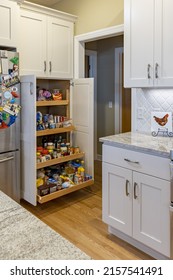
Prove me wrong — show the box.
[102,145,170,257]
[19,2,76,79]
[0,0,19,47]
[103,163,132,235]
[124,0,173,87]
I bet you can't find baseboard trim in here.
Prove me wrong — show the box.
[108,226,169,260]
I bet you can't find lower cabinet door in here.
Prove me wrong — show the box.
[133,172,170,257]
[102,162,132,236]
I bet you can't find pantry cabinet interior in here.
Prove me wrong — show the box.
[20,75,94,206]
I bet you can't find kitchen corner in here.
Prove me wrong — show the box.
[100,131,173,260]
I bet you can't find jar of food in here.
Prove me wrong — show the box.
[57,148,61,158]
[53,149,57,159]
[60,144,67,156]
[42,149,49,155]
[37,146,43,153]
[66,142,70,155]
[74,146,80,154]
[48,149,53,158]
[70,146,74,155]
[47,142,54,150]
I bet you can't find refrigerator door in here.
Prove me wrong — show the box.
[0,151,20,202]
[0,50,20,153]
[0,117,20,153]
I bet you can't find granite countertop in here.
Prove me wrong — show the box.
[99,132,173,158]
[0,191,91,260]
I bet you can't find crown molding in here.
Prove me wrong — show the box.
[20,1,77,22]
[10,0,25,4]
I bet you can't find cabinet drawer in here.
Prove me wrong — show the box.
[103,145,170,180]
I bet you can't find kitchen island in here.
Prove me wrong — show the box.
[100,132,172,260]
[0,191,91,260]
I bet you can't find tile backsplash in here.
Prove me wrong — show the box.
[135,88,173,132]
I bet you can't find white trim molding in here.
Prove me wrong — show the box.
[74,24,124,78]
[75,24,124,43]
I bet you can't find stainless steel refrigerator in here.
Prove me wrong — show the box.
[0,50,20,202]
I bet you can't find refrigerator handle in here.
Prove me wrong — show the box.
[0,156,14,163]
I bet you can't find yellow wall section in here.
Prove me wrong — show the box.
[52,0,124,35]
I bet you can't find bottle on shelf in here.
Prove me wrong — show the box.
[42,137,47,148]
[54,136,58,149]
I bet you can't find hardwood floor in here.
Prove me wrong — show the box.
[20,160,153,260]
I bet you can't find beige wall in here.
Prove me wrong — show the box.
[53,0,124,35]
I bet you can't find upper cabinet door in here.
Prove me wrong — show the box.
[155,0,173,87]
[124,0,154,87]
[124,0,173,88]
[19,2,76,79]
[47,17,74,79]
[19,9,47,76]
[0,0,19,48]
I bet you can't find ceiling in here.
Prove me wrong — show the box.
[27,0,62,7]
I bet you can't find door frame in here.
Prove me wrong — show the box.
[74,25,124,78]
[85,50,98,160]
[115,47,123,134]
[74,25,124,160]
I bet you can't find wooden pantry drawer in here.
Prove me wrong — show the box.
[103,144,170,180]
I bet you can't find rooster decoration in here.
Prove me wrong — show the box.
[153,113,169,126]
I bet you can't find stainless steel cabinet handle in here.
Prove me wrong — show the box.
[147,64,151,79]
[134,182,138,199]
[44,61,46,72]
[155,63,159,79]
[124,158,139,164]
[125,180,130,196]
[49,61,52,72]
[0,156,14,163]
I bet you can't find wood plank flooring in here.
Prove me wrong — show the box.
[20,160,153,260]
